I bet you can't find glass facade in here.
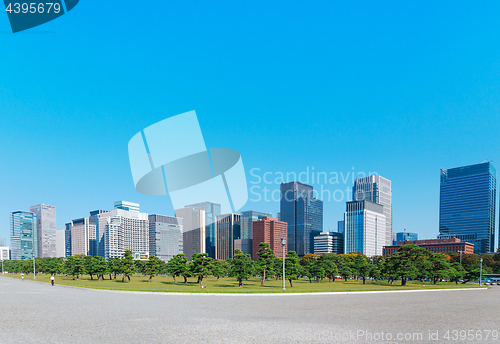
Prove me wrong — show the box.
[215,213,241,260]
[239,210,272,255]
[353,175,392,246]
[345,200,386,256]
[280,181,323,256]
[186,202,221,259]
[30,204,56,258]
[439,162,497,253]
[148,214,183,262]
[393,231,418,245]
[10,211,37,260]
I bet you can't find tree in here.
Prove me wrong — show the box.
[449,262,466,284]
[46,258,64,276]
[308,257,325,283]
[64,255,84,280]
[321,254,339,282]
[285,251,301,287]
[230,249,254,287]
[145,255,160,282]
[191,253,212,286]
[428,253,452,284]
[256,242,276,286]
[386,244,429,286]
[84,255,96,280]
[353,254,371,284]
[336,255,353,282]
[93,256,108,281]
[211,259,228,281]
[121,250,136,282]
[108,258,122,280]
[166,254,189,284]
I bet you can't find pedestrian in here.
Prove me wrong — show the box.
[21,273,24,281]
[51,275,55,286]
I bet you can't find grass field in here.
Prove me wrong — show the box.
[1,273,485,293]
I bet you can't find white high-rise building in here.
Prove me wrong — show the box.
[149,214,183,262]
[175,207,205,260]
[352,175,392,246]
[344,200,386,257]
[55,229,65,257]
[0,246,10,261]
[30,204,56,258]
[104,202,149,260]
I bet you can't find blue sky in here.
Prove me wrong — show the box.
[1,1,500,248]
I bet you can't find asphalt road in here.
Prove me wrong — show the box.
[1,276,499,344]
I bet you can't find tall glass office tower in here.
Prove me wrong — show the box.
[280,181,323,256]
[30,204,56,258]
[439,162,496,253]
[353,175,392,246]
[10,211,37,260]
[186,202,221,259]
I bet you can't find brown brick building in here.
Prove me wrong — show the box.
[252,217,287,260]
[382,238,474,256]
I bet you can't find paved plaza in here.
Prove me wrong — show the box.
[1,276,499,343]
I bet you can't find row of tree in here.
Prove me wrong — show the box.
[3,244,500,287]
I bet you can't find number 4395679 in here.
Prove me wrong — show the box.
[5,2,62,14]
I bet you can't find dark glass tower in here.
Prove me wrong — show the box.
[439,162,496,253]
[280,181,323,256]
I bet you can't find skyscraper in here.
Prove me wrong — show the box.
[439,162,497,253]
[175,206,206,260]
[148,214,183,262]
[280,181,323,256]
[185,202,221,259]
[0,238,6,247]
[30,204,56,258]
[10,211,37,260]
[353,175,392,246]
[252,217,287,260]
[215,213,241,260]
[393,231,418,245]
[238,210,272,255]
[65,218,94,256]
[104,202,149,260]
[344,200,386,256]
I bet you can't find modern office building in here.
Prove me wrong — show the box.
[0,238,6,247]
[251,216,287,260]
[149,214,183,262]
[344,200,386,256]
[215,213,241,260]
[353,175,392,246]
[280,181,323,257]
[30,204,56,258]
[392,231,418,245]
[439,162,497,253]
[383,238,474,256]
[10,211,37,260]
[89,210,109,257]
[337,220,345,234]
[55,229,65,257]
[0,246,9,261]
[175,206,206,260]
[104,203,149,260]
[313,232,344,255]
[186,202,221,259]
[234,239,252,256]
[239,210,272,255]
[65,218,95,256]
[313,232,334,255]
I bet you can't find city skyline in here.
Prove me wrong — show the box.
[2,2,500,251]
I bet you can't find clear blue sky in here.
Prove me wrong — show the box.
[1,1,499,249]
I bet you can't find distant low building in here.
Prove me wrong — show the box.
[314,232,345,255]
[0,246,10,261]
[382,238,474,256]
[392,231,418,245]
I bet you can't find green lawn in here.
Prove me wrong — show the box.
[2,273,485,293]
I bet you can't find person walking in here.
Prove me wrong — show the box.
[21,273,24,281]
[50,275,55,286]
